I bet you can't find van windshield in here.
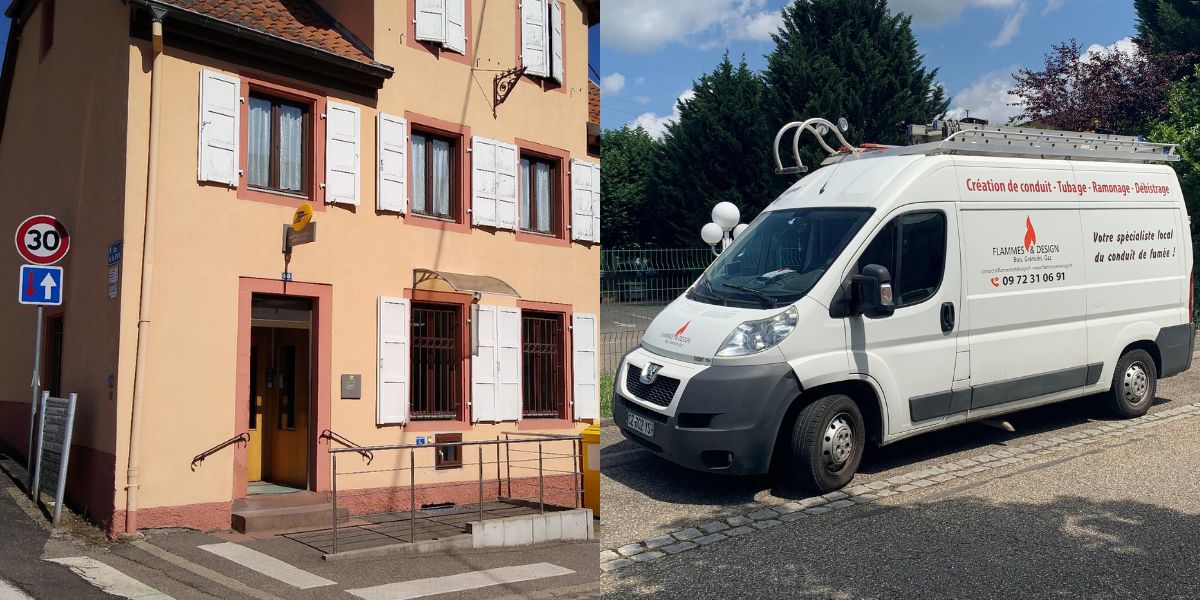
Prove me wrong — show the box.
[689,208,874,308]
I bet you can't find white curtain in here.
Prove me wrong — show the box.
[248,97,271,188]
[411,135,427,214]
[535,161,550,233]
[279,105,303,191]
[431,139,451,217]
[520,158,531,230]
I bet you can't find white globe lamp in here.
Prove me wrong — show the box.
[711,202,740,231]
[732,223,749,239]
[701,222,724,246]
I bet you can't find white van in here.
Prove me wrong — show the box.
[614,118,1195,492]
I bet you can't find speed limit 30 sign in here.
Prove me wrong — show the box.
[14,215,70,265]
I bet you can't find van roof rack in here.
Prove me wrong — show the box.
[774,118,1180,175]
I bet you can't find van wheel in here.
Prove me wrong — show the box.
[1106,349,1157,418]
[789,394,865,493]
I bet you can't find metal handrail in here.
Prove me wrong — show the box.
[189,432,249,471]
[326,433,580,454]
[320,429,374,464]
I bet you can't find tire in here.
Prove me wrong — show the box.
[1105,349,1157,418]
[789,394,865,493]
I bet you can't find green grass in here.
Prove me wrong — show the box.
[600,374,614,419]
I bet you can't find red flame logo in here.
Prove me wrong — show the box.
[674,321,692,338]
[1023,216,1036,251]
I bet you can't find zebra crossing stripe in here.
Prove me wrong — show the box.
[346,562,575,600]
[46,557,173,599]
[199,542,335,589]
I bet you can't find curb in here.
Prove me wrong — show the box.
[600,401,1200,573]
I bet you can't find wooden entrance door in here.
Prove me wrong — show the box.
[247,326,311,489]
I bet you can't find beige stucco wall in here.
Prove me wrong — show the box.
[115,0,598,512]
[0,0,131,518]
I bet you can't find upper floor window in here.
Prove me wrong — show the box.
[521,0,564,84]
[520,154,560,235]
[247,93,310,196]
[411,129,459,220]
[413,0,467,54]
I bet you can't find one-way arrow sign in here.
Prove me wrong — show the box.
[18,265,63,306]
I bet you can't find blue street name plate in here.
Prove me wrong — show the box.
[19,265,63,306]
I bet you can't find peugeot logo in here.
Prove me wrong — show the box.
[640,363,663,385]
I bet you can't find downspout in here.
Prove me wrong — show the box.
[125,5,166,535]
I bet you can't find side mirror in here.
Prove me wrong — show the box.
[849,264,895,318]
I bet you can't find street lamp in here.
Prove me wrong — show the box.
[702,201,744,256]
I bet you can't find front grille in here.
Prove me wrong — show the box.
[625,364,681,408]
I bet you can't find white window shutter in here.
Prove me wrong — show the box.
[592,163,601,243]
[378,297,410,425]
[471,305,498,422]
[325,102,361,205]
[495,307,523,421]
[549,1,564,83]
[521,0,549,77]
[415,0,447,43]
[197,69,240,186]
[444,0,466,54]
[495,141,518,231]
[471,136,498,227]
[571,159,598,242]
[572,313,598,420]
[377,113,408,213]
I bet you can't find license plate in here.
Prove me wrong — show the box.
[626,412,656,438]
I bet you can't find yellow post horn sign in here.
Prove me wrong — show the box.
[292,202,314,232]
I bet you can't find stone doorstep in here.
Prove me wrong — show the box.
[323,508,595,561]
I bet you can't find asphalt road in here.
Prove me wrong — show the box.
[601,360,1200,599]
[600,302,666,334]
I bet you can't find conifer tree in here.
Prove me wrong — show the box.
[599,125,658,249]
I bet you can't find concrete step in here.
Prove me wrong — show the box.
[232,503,348,534]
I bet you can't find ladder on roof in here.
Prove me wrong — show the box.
[773,118,1180,176]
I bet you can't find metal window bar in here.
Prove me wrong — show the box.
[410,305,460,420]
[522,313,564,418]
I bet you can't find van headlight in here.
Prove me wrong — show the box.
[716,306,799,357]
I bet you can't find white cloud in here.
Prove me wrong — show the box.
[629,90,697,139]
[1083,36,1137,59]
[633,96,651,104]
[601,73,627,95]
[1042,0,1065,15]
[944,66,1024,125]
[889,0,1019,27]
[601,0,782,53]
[989,1,1028,48]
[635,76,646,86]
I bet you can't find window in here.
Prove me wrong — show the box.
[40,0,54,58]
[520,155,559,235]
[43,315,63,398]
[857,211,947,308]
[247,93,310,196]
[521,312,566,418]
[435,433,463,469]
[412,0,467,55]
[521,0,564,83]
[411,130,458,220]
[410,303,462,420]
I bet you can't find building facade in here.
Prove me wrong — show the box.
[0,0,600,537]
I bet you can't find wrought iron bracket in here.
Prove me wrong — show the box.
[493,66,527,118]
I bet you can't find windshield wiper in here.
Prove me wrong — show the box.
[721,283,778,308]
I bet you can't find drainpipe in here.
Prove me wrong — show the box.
[125,5,166,535]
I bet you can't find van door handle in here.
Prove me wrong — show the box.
[940,302,955,332]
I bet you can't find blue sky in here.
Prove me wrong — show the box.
[598,0,1139,135]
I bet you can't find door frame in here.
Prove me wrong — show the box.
[233,278,332,499]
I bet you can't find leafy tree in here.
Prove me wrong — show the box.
[764,0,949,175]
[1009,39,1174,135]
[1150,66,1200,221]
[599,126,659,249]
[648,54,779,247]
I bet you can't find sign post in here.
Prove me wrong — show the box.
[14,215,69,493]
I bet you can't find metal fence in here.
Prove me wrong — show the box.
[600,249,713,375]
[325,433,582,556]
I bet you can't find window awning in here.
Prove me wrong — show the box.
[413,269,521,298]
